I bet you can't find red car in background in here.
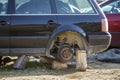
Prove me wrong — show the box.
[100,0,120,47]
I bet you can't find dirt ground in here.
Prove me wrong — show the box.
[0,54,120,80]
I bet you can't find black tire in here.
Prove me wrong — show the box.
[57,45,73,62]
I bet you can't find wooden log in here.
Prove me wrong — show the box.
[13,55,29,70]
[40,56,68,70]
[76,50,87,71]
[52,60,68,70]
[40,56,55,64]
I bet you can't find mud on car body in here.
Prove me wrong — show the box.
[0,0,111,63]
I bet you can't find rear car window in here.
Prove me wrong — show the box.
[15,0,51,14]
[55,0,96,14]
[0,0,8,14]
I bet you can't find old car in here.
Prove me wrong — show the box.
[100,0,120,47]
[0,0,111,70]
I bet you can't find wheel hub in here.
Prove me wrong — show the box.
[60,47,73,61]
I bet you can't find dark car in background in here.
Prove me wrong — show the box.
[100,0,120,47]
[0,0,111,70]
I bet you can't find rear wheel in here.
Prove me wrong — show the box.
[49,31,88,70]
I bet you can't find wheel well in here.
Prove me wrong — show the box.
[49,31,88,55]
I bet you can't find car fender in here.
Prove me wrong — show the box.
[46,25,88,56]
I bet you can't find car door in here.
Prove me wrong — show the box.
[10,0,57,55]
[101,0,120,47]
[54,0,101,32]
[0,0,10,56]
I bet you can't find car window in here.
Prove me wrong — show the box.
[15,0,51,14]
[0,0,8,14]
[102,0,120,14]
[55,0,96,14]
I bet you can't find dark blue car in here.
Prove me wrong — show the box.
[0,0,111,70]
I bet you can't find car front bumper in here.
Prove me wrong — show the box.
[87,32,111,54]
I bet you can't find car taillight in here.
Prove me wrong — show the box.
[101,19,108,32]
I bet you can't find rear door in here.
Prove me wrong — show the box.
[10,0,57,53]
[54,0,101,32]
[0,0,10,55]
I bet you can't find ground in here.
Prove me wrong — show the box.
[0,54,120,80]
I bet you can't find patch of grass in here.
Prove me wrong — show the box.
[0,61,63,77]
[27,61,51,70]
[0,63,16,76]
[0,64,13,71]
[27,61,62,75]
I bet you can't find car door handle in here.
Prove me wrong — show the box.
[47,20,56,25]
[0,21,9,26]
